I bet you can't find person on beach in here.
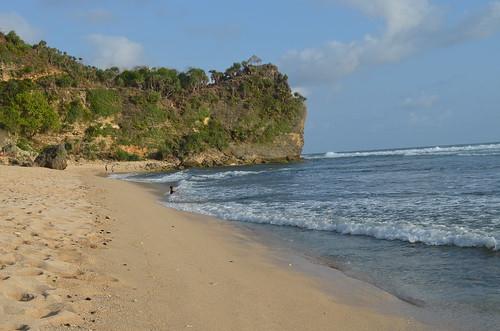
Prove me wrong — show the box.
[169,185,175,195]
[105,163,108,172]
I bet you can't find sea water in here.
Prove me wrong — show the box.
[112,142,500,330]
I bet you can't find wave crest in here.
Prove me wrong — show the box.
[110,169,267,184]
[331,221,498,250]
[305,143,500,159]
[164,202,499,251]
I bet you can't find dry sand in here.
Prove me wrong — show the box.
[1,164,431,330]
[0,165,113,330]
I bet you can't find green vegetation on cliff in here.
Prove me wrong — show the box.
[0,31,306,165]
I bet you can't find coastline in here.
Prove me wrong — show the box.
[1,164,431,330]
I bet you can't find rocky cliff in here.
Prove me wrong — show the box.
[0,31,306,168]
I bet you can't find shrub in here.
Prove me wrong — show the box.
[81,143,99,160]
[115,148,141,161]
[0,91,60,136]
[0,104,21,133]
[149,140,178,160]
[55,74,76,88]
[178,120,228,156]
[0,80,36,105]
[130,91,161,106]
[204,120,227,150]
[65,100,89,124]
[21,66,34,74]
[16,137,32,151]
[179,132,204,155]
[87,89,122,117]
[84,124,115,141]
[5,31,26,47]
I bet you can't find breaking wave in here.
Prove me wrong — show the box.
[305,143,500,159]
[164,200,499,251]
[110,169,268,184]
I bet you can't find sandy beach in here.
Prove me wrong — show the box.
[0,164,430,330]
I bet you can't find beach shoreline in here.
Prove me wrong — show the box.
[131,179,432,316]
[1,164,431,330]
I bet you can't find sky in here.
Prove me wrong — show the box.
[1,0,500,153]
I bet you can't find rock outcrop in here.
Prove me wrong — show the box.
[34,144,68,170]
[180,131,305,168]
[1,143,37,167]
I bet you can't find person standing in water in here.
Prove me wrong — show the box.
[169,185,175,195]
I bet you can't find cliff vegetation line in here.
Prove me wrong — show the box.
[0,31,306,167]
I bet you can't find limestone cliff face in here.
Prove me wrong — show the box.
[182,105,306,167]
[229,133,303,162]
[182,133,305,167]
[226,125,304,162]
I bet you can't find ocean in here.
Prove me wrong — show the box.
[112,142,500,330]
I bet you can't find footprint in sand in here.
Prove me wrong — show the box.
[19,293,35,302]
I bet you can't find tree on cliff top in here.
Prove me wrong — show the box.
[179,68,208,92]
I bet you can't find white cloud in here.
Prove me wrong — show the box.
[403,94,438,109]
[403,93,448,126]
[339,0,439,37]
[87,34,144,69]
[409,108,451,126]
[282,1,500,86]
[457,2,500,39]
[0,12,39,43]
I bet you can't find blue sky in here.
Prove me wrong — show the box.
[1,0,500,153]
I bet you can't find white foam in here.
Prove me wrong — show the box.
[305,143,500,159]
[330,221,498,250]
[108,172,140,180]
[110,169,269,184]
[164,201,499,251]
[193,170,266,180]
[109,170,189,183]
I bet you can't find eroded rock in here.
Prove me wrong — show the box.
[34,144,68,170]
[1,143,36,167]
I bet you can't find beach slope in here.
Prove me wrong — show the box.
[1,165,428,330]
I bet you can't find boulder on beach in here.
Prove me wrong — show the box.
[34,144,68,170]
